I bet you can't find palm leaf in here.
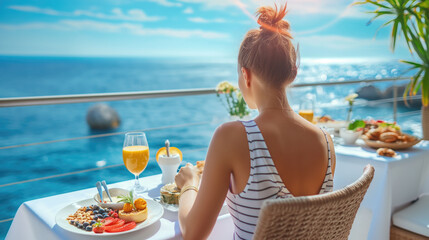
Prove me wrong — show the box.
[391,20,400,51]
[401,60,424,69]
[353,0,390,8]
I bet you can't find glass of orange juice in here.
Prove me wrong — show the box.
[123,132,149,194]
[299,97,315,123]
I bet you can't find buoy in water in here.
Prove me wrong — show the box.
[86,103,120,130]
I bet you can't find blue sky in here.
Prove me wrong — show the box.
[0,0,412,59]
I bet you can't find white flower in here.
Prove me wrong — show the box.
[216,81,237,93]
[345,93,358,102]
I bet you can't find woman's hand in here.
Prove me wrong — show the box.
[175,163,200,189]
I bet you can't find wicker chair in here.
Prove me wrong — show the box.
[253,165,375,240]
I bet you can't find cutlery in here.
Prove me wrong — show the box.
[165,139,170,157]
[96,181,104,203]
[101,180,113,202]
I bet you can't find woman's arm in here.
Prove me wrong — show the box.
[175,123,237,240]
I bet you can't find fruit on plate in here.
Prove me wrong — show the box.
[104,219,125,232]
[134,198,147,210]
[118,192,148,223]
[160,183,180,205]
[66,205,114,232]
[156,146,183,162]
[93,222,105,234]
[105,222,137,233]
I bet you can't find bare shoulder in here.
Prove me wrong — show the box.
[214,121,245,138]
[208,121,247,161]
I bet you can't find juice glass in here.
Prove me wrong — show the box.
[123,132,149,194]
[299,96,315,123]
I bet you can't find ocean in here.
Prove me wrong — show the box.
[0,56,422,238]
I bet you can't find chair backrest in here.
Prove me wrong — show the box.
[253,165,375,240]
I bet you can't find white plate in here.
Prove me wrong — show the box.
[55,198,164,236]
[154,197,179,212]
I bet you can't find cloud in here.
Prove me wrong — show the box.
[8,5,164,22]
[183,7,194,14]
[175,0,365,19]
[8,5,62,16]
[146,0,182,7]
[297,35,386,50]
[188,17,226,23]
[0,20,229,39]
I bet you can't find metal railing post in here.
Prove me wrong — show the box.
[393,81,398,122]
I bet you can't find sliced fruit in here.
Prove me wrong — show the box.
[103,217,118,226]
[104,219,125,232]
[92,222,105,234]
[134,198,147,210]
[105,221,137,233]
[156,147,182,162]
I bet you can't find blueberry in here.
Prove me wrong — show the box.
[93,205,99,210]
[97,214,104,219]
[74,221,79,226]
[99,209,105,214]
[93,210,99,214]
[78,224,83,229]
[93,216,98,221]
[85,226,92,231]
[90,220,96,225]
[70,220,75,225]
[83,222,89,227]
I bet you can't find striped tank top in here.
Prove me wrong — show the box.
[226,120,334,240]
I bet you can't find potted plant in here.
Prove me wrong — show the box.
[216,81,250,120]
[355,0,429,139]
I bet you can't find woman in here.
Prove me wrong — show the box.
[175,4,336,240]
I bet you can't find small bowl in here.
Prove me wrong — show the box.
[340,128,362,145]
[93,187,129,210]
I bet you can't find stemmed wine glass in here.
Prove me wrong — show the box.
[123,132,149,194]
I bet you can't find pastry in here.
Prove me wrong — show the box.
[377,148,397,157]
[118,208,147,223]
[117,193,148,223]
[379,132,399,143]
[196,161,205,175]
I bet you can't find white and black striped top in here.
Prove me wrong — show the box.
[226,120,334,240]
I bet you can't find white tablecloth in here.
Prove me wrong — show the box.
[5,174,233,240]
[334,140,429,240]
[6,141,429,240]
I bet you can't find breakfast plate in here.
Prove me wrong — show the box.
[55,198,163,236]
[362,134,421,150]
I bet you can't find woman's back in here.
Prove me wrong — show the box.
[226,112,335,239]
[229,111,335,197]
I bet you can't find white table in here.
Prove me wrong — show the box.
[5,174,233,240]
[334,140,429,240]
[6,141,429,240]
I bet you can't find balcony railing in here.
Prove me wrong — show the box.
[0,76,422,224]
